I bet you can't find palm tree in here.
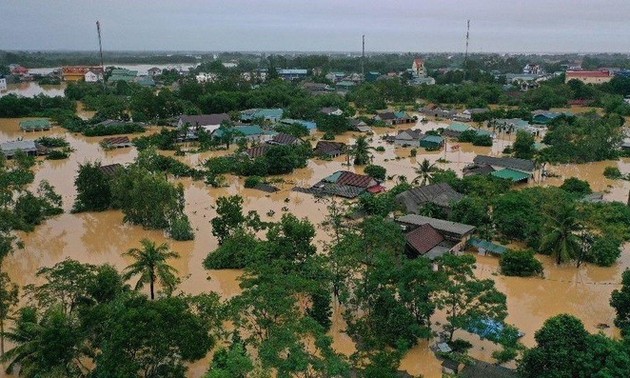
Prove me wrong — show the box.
[413,159,439,186]
[540,204,581,265]
[123,239,180,300]
[350,136,372,165]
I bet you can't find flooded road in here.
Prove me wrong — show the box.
[1,114,630,377]
[0,82,66,98]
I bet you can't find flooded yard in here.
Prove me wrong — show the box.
[1,115,629,377]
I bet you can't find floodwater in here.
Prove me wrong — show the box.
[1,114,630,378]
[28,63,200,77]
[0,82,66,98]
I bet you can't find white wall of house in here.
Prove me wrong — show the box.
[0,78,6,91]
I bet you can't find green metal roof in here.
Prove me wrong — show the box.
[213,125,267,138]
[108,75,135,82]
[421,135,444,144]
[19,119,50,130]
[490,168,531,182]
[469,238,508,255]
[448,122,472,132]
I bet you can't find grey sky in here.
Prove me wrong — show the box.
[1,0,629,53]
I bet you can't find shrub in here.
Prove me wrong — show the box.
[46,149,70,160]
[499,250,543,277]
[410,148,417,157]
[375,146,386,152]
[364,164,386,181]
[169,215,195,241]
[604,166,622,179]
[585,235,622,267]
[36,136,69,148]
[244,176,263,188]
[559,177,592,195]
[472,134,493,146]
[322,131,336,140]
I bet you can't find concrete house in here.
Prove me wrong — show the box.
[419,135,445,149]
[147,67,162,76]
[0,140,44,158]
[304,171,384,199]
[349,119,372,133]
[177,113,231,134]
[84,71,101,83]
[320,107,344,116]
[396,214,476,259]
[267,133,301,146]
[565,70,612,84]
[0,77,7,91]
[313,141,346,158]
[395,183,464,215]
[470,155,536,183]
[393,129,425,147]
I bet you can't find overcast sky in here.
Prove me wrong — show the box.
[2,0,630,53]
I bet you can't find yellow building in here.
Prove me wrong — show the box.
[565,70,612,85]
[62,66,102,82]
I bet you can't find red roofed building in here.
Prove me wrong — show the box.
[565,70,612,85]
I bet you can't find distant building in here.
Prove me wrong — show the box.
[84,71,101,83]
[0,140,43,158]
[0,77,7,91]
[303,170,384,199]
[147,67,162,76]
[523,64,543,75]
[212,125,274,144]
[62,66,103,82]
[565,70,612,84]
[412,58,427,77]
[20,119,51,132]
[177,113,230,134]
[278,69,308,80]
[240,108,284,123]
[395,183,464,215]
[108,68,138,83]
[9,64,28,75]
[196,72,218,83]
[374,111,414,126]
[396,214,476,258]
[135,76,156,87]
[222,61,238,69]
[267,133,301,146]
[277,119,317,134]
[320,107,343,116]
[101,136,132,149]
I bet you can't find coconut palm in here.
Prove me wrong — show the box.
[350,136,373,165]
[540,204,581,265]
[123,239,180,300]
[413,159,439,186]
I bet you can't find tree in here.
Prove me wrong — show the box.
[434,254,507,341]
[540,203,581,265]
[413,159,438,186]
[586,235,622,267]
[73,161,115,212]
[123,239,180,300]
[0,272,18,356]
[211,195,247,245]
[611,270,630,334]
[559,177,592,196]
[512,130,536,159]
[499,250,543,277]
[351,136,372,165]
[363,164,386,181]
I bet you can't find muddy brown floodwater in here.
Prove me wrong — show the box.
[1,115,629,378]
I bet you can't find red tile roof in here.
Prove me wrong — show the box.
[405,224,444,254]
[566,70,610,78]
[336,171,376,188]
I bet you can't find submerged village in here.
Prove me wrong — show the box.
[1,50,630,378]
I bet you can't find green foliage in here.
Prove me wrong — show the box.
[211,195,247,245]
[133,128,179,151]
[244,176,263,188]
[611,270,630,334]
[604,166,623,179]
[35,136,69,148]
[45,149,71,160]
[83,122,145,137]
[205,343,254,378]
[73,161,115,212]
[450,196,491,227]
[559,177,592,195]
[352,136,372,165]
[513,130,536,159]
[499,250,544,277]
[363,164,386,181]
[123,239,180,300]
[540,202,581,264]
[11,181,63,232]
[204,231,261,269]
[169,214,195,241]
[111,166,188,231]
[585,235,622,267]
[0,94,76,117]
[458,129,492,146]
[519,314,630,378]
[136,147,201,178]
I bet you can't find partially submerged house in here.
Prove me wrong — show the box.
[492,118,538,134]
[349,119,372,133]
[176,113,231,134]
[320,107,343,116]
[419,135,445,149]
[395,183,464,215]
[532,110,564,124]
[304,171,384,198]
[471,155,536,183]
[98,163,123,176]
[101,136,132,149]
[392,129,425,147]
[0,140,45,158]
[404,223,454,260]
[267,133,302,146]
[396,214,476,255]
[20,119,51,132]
[240,108,284,123]
[442,122,473,138]
[277,119,317,134]
[213,125,274,144]
[243,145,270,159]
[313,141,346,158]
[375,111,414,126]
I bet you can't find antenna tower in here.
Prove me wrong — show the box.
[361,35,365,78]
[463,20,470,80]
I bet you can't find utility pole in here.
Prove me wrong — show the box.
[361,34,365,79]
[96,21,105,87]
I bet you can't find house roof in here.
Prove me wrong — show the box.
[397,129,424,140]
[313,183,366,198]
[566,70,610,78]
[396,183,464,213]
[490,168,532,182]
[214,125,267,138]
[320,107,342,114]
[377,112,397,120]
[463,163,496,176]
[447,122,472,132]
[1,140,38,155]
[270,133,299,145]
[314,141,346,155]
[469,238,508,255]
[336,171,376,188]
[406,223,445,254]
[19,119,50,130]
[421,135,444,144]
[473,155,535,173]
[244,145,270,158]
[179,113,230,127]
[101,136,131,146]
[396,214,476,236]
[460,360,517,378]
[99,163,123,176]
[241,108,284,120]
[280,119,317,130]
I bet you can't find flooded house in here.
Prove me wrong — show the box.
[396,214,476,255]
[0,140,46,158]
[374,111,414,126]
[392,129,425,147]
[240,108,284,123]
[320,107,343,116]
[98,163,123,176]
[349,119,372,133]
[470,155,536,183]
[299,170,384,198]
[176,113,231,134]
[267,132,302,146]
[395,183,464,215]
[212,125,274,144]
[313,141,346,158]
[100,136,133,149]
[277,119,317,134]
[19,119,51,132]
